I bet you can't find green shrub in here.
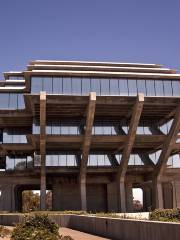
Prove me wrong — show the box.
[149,209,180,222]
[11,214,73,240]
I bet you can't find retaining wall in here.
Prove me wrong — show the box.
[0,214,180,240]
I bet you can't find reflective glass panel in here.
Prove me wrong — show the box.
[31,77,42,93]
[155,80,164,96]
[137,80,146,95]
[63,77,72,94]
[0,94,9,109]
[110,79,119,95]
[163,81,173,96]
[91,78,100,95]
[6,156,14,170]
[119,79,128,95]
[43,77,53,93]
[146,80,155,96]
[172,81,180,96]
[72,78,82,95]
[128,80,137,96]
[53,77,63,94]
[18,94,25,109]
[100,79,110,95]
[82,78,90,95]
[9,94,18,109]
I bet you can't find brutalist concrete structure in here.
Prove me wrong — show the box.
[0,60,179,212]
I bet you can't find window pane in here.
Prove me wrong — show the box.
[31,77,42,93]
[61,125,69,134]
[97,155,104,166]
[137,80,146,95]
[172,81,180,96]
[15,158,26,170]
[6,156,15,170]
[103,126,112,135]
[119,79,128,95]
[163,81,173,96]
[110,79,119,95]
[43,77,53,93]
[100,79,110,95]
[82,78,90,95]
[46,122,52,134]
[128,80,137,96]
[59,155,66,166]
[0,94,9,109]
[9,76,24,80]
[91,78,100,95]
[18,94,25,109]
[53,77,63,94]
[172,154,180,167]
[128,155,135,165]
[9,94,18,109]
[67,155,75,166]
[72,78,82,95]
[52,121,61,134]
[155,80,164,96]
[146,80,155,96]
[63,77,72,94]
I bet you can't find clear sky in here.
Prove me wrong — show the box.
[0,0,180,78]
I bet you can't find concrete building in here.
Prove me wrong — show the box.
[0,60,179,212]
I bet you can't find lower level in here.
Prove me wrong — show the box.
[0,170,180,212]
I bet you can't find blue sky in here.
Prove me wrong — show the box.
[0,0,180,78]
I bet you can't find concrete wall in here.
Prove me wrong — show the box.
[52,182,107,212]
[52,182,80,211]
[0,214,180,240]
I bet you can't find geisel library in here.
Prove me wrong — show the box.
[0,60,179,213]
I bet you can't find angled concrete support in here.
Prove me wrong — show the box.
[40,91,46,210]
[116,93,144,212]
[125,182,133,212]
[153,106,180,209]
[79,92,96,211]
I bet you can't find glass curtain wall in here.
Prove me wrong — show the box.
[0,93,25,109]
[3,128,29,143]
[6,156,33,170]
[149,150,180,167]
[33,121,81,135]
[8,76,24,80]
[31,77,180,97]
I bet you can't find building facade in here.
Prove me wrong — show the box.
[0,60,179,212]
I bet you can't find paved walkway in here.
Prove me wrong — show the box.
[60,227,110,240]
[0,227,110,240]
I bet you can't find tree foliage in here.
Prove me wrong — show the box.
[22,190,52,212]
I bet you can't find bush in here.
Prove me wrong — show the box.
[149,209,180,222]
[11,214,73,240]
[0,225,12,237]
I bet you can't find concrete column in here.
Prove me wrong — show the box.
[152,179,163,209]
[125,182,133,212]
[0,184,16,212]
[40,91,46,211]
[117,180,126,213]
[80,179,87,211]
[40,154,46,210]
